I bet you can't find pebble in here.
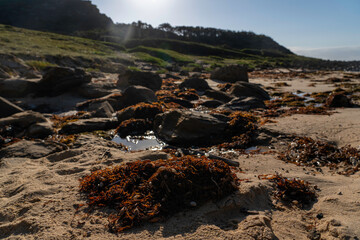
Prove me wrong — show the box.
[316,213,324,219]
[190,201,197,207]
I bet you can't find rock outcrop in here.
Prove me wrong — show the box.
[228,82,270,100]
[0,110,53,138]
[37,67,91,96]
[154,110,229,146]
[117,70,162,91]
[211,65,248,83]
[0,96,24,118]
[179,78,211,92]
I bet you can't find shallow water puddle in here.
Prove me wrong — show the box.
[113,133,166,151]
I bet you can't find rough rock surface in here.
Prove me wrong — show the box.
[228,82,270,100]
[154,110,228,146]
[0,97,24,118]
[179,78,211,92]
[0,78,38,98]
[37,67,91,96]
[59,118,118,134]
[211,65,248,83]
[204,89,233,103]
[117,70,162,91]
[0,140,64,159]
[122,85,157,107]
[87,101,115,118]
[0,110,54,138]
[326,93,352,107]
[219,97,266,111]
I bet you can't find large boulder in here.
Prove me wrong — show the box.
[204,89,233,103]
[87,101,115,118]
[37,67,92,96]
[154,110,229,146]
[0,111,54,138]
[211,65,248,83]
[326,93,352,107]
[117,70,162,91]
[122,85,157,107]
[179,78,211,92]
[0,97,24,118]
[0,78,38,97]
[219,97,266,111]
[228,82,270,101]
[116,103,163,123]
[59,118,118,134]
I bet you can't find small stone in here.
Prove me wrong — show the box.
[190,201,197,207]
[337,191,343,195]
[316,213,324,219]
[330,219,341,226]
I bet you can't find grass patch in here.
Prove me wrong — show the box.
[25,60,57,71]
[129,46,193,64]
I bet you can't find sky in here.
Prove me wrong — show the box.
[91,0,360,61]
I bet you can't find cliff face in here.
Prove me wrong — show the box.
[0,0,113,34]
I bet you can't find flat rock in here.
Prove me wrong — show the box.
[0,140,64,159]
[59,118,118,134]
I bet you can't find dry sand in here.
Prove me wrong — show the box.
[1,71,360,240]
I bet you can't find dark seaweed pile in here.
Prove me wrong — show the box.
[80,156,239,232]
[278,137,360,175]
[262,174,317,207]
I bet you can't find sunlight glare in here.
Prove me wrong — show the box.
[129,0,172,13]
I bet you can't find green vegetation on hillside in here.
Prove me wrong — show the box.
[0,24,124,57]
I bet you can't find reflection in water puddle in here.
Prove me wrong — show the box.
[113,132,166,151]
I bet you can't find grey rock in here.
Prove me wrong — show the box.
[88,101,115,118]
[0,110,54,138]
[59,118,118,134]
[77,93,124,112]
[154,110,228,146]
[77,82,115,98]
[122,85,157,107]
[228,82,270,100]
[37,67,92,96]
[326,93,352,107]
[219,97,266,111]
[27,121,54,138]
[0,78,38,98]
[211,65,248,83]
[117,70,162,91]
[179,78,211,92]
[0,97,24,118]
[204,89,233,103]
[0,54,31,77]
[0,140,64,159]
[200,100,224,108]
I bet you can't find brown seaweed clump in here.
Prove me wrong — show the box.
[79,156,239,232]
[261,174,317,207]
[51,111,90,130]
[278,137,360,175]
